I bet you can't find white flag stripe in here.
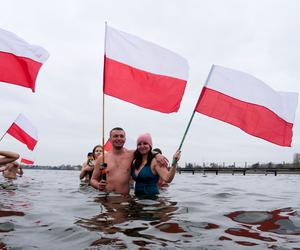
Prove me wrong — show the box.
[0,28,49,63]
[14,114,38,140]
[206,65,298,123]
[106,25,188,80]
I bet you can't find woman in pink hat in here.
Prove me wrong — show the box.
[131,133,180,196]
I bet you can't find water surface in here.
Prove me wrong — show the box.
[1,170,300,249]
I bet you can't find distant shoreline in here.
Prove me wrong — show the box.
[177,167,300,176]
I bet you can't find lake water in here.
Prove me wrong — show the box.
[1,170,300,249]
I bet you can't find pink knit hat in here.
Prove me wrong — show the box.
[137,133,153,147]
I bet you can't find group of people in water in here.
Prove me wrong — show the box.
[1,127,180,196]
[80,127,181,196]
[0,151,23,179]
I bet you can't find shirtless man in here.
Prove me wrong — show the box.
[90,127,166,195]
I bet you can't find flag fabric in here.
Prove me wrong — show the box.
[195,65,298,147]
[0,28,49,92]
[21,158,34,165]
[104,139,112,151]
[104,25,189,113]
[7,114,38,150]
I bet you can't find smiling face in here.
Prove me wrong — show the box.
[93,146,103,159]
[110,129,126,150]
[137,141,151,155]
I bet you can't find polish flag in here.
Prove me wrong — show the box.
[104,139,112,151]
[7,114,38,150]
[104,25,189,113]
[196,65,298,147]
[0,28,49,92]
[21,158,34,165]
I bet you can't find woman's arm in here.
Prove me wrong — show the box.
[154,150,181,183]
[0,151,19,165]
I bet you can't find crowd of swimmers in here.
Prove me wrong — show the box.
[81,127,180,197]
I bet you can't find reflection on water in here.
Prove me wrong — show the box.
[0,171,300,249]
[223,208,300,247]
[76,194,190,248]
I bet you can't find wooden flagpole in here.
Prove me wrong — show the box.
[101,22,108,165]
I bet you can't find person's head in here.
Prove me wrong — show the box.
[132,133,154,170]
[136,133,153,155]
[109,127,126,150]
[92,145,103,159]
[87,152,94,161]
[153,148,162,154]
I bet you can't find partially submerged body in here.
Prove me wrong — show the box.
[131,133,180,196]
[1,162,23,179]
[91,148,134,195]
[90,128,168,195]
[80,146,103,184]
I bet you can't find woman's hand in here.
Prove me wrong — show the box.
[172,150,181,164]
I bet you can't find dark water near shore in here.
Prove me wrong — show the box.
[1,170,300,249]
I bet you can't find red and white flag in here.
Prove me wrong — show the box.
[21,158,34,165]
[7,114,38,150]
[196,65,298,147]
[104,139,112,151]
[0,28,49,92]
[104,25,189,113]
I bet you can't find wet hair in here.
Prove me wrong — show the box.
[109,127,125,137]
[153,148,162,154]
[132,146,155,170]
[92,145,103,159]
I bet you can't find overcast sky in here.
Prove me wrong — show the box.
[0,0,299,166]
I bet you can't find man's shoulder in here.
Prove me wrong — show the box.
[124,148,135,154]
[107,148,134,157]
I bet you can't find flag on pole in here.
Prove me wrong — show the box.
[195,65,298,147]
[104,25,189,113]
[104,139,112,151]
[0,28,49,92]
[21,158,34,165]
[7,114,38,150]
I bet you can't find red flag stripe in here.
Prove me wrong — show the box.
[0,51,42,92]
[104,57,187,113]
[196,87,294,147]
[21,158,34,165]
[104,139,112,151]
[7,123,38,150]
